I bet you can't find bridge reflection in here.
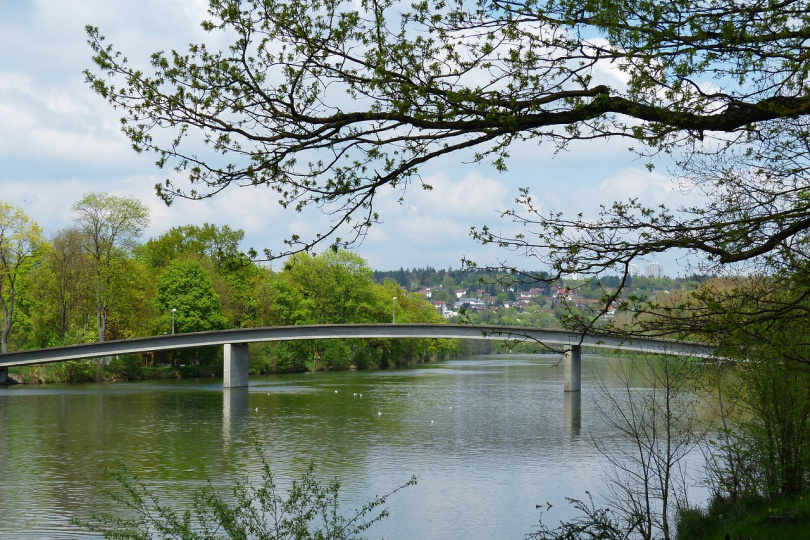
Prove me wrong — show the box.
[564,391,582,438]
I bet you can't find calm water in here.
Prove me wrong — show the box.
[0,355,702,539]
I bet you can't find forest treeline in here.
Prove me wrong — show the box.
[0,195,457,380]
[1,193,719,381]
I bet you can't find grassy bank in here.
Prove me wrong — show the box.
[677,494,810,540]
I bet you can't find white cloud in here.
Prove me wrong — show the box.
[355,171,514,268]
[597,167,676,205]
[415,171,509,215]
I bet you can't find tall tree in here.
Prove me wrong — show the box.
[72,192,149,341]
[282,251,378,324]
[154,258,227,334]
[141,223,247,271]
[0,201,44,352]
[22,229,97,348]
[140,223,260,328]
[46,228,95,342]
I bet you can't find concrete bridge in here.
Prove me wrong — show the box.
[0,324,715,391]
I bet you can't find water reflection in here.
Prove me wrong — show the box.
[222,386,249,443]
[0,355,707,539]
[564,390,582,438]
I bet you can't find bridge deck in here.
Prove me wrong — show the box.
[0,324,715,368]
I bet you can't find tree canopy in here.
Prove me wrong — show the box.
[0,202,44,353]
[83,0,810,349]
[141,223,246,271]
[73,192,150,341]
[155,258,227,334]
[85,0,810,258]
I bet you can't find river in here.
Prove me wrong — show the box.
[0,354,706,538]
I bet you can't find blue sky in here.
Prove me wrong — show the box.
[0,0,695,275]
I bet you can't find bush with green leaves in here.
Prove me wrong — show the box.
[525,493,636,540]
[74,446,416,539]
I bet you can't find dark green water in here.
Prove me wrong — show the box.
[0,355,680,538]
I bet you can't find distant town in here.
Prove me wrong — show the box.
[373,263,679,322]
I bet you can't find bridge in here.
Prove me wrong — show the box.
[0,324,716,391]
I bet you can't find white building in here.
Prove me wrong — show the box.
[645,261,664,278]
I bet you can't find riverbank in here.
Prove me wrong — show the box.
[676,493,810,539]
[7,357,222,384]
[5,349,443,385]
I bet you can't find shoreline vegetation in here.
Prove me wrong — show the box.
[0,346,726,386]
[5,343,461,385]
[677,493,810,540]
[0,346,671,386]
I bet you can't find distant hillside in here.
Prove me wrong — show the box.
[372,267,552,294]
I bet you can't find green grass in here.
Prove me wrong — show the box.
[677,493,810,540]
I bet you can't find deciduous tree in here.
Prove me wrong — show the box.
[85,0,810,266]
[72,192,149,341]
[49,228,95,341]
[141,223,247,271]
[0,201,44,353]
[154,258,227,335]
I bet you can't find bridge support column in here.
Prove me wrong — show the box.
[0,366,7,385]
[564,345,581,392]
[223,343,249,388]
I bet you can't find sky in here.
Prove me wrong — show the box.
[0,0,698,275]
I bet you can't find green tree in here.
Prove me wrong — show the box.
[85,0,810,263]
[73,192,150,341]
[45,228,95,342]
[278,251,382,370]
[24,230,97,347]
[700,276,810,502]
[0,201,44,353]
[263,273,311,327]
[140,224,268,329]
[283,251,379,324]
[154,258,227,334]
[104,255,155,340]
[261,252,453,370]
[140,223,247,271]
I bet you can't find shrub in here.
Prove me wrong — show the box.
[73,443,416,539]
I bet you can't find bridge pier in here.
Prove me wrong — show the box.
[0,366,7,385]
[223,343,249,388]
[563,345,581,392]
